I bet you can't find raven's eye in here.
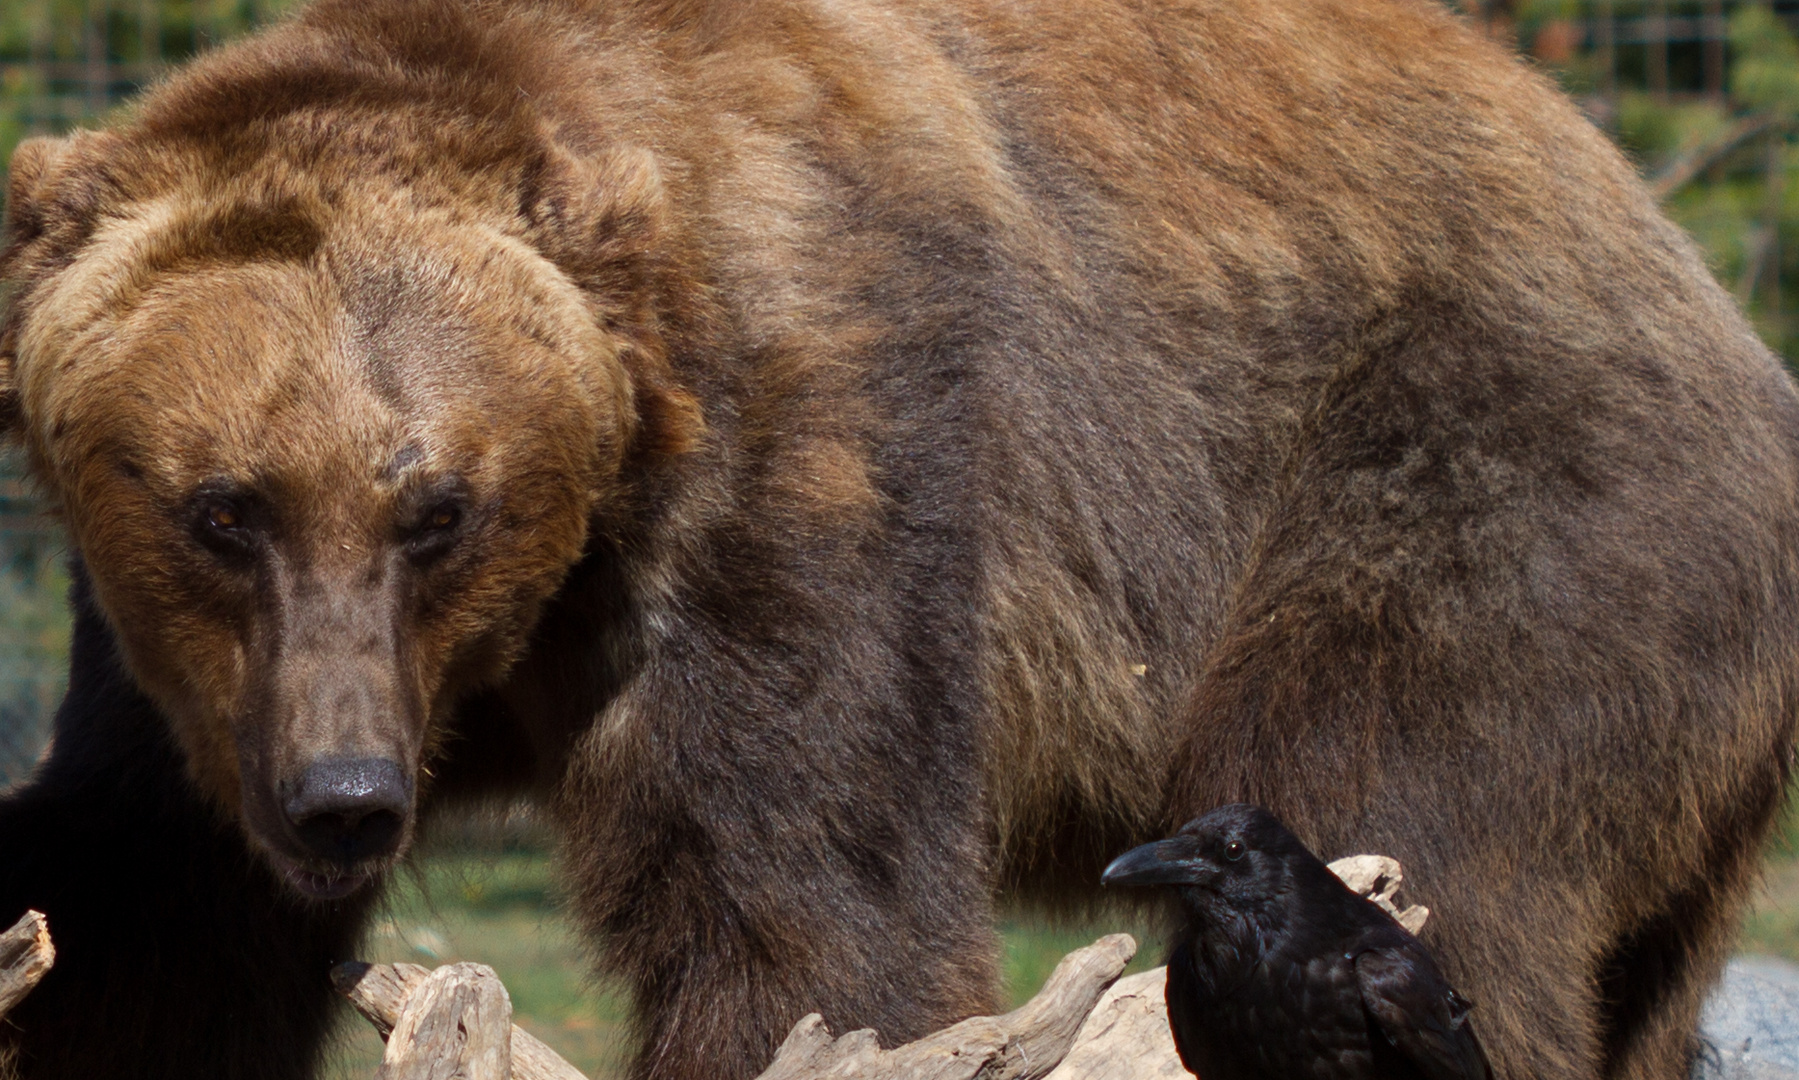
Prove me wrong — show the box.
[1224,840,1246,862]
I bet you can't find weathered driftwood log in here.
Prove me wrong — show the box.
[335,961,585,1080]
[752,933,1136,1080]
[1042,968,1183,1080]
[1326,854,1430,935]
[375,962,513,1080]
[0,911,53,1020]
[341,934,1134,1080]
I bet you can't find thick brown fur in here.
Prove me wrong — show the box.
[1,1,1796,1079]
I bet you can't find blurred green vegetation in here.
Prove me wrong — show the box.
[1477,0,1799,358]
[1738,790,1799,961]
[0,530,66,788]
[0,0,296,172]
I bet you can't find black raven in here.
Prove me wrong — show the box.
[1103,804,1493,1080]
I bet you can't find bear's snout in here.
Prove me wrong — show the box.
[281,756,411,865]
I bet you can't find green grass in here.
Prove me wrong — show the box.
[1736,790,1799,965]
[1739,857,1799,964]
[998,914,1163,1010]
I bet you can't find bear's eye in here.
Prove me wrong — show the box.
[192,497,257,560]
[405,500,464,564]
[1224,840,1246,862]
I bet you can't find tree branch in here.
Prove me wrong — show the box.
[334,961,586,1080]
[0,911,53,1020]
[1650,114,1787,203]
[376,962,513,1080]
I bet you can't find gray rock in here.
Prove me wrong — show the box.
[1694,957,1799,1080]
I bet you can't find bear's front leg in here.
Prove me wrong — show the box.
[551,609,1001,1080]
[0,577,376,1080]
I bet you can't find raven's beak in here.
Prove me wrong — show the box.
[1101,837,1208,887]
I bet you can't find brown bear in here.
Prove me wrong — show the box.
[1,0,1795,1078]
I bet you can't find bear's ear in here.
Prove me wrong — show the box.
[1,131,118,435]
[0,135,82,435]
[7,136,71,243]
[4,133,108,254]
[521,142,704,459]
[521,142,667,279]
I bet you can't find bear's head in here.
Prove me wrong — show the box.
[0,100,700,898]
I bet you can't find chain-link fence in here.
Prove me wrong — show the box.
[0,512,65,789]
[0,1,296,169]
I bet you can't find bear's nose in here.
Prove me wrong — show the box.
[283,757,410,863]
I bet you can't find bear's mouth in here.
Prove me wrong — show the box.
[265,848,382,900]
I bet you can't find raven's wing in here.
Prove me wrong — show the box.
[1354,946,1494,1080]
[1163,944,1205,1077]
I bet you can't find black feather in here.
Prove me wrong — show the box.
[1103,804,1494,1080]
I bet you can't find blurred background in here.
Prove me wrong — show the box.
[2,0,1799,1074]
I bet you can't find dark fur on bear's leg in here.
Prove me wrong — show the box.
[0,567,374,1080]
